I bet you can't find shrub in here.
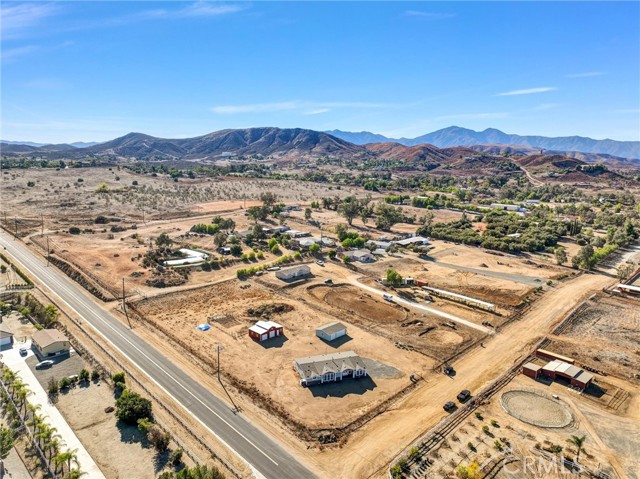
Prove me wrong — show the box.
[78,369,90,383]
[112,371,125,384]
[327,249,337,259]
[115,389,152,425]
[256,251,264,260]
[69,227,81,235]
[474,412,483,420]
[59,377,71,389]
[482,425,490,434]
[91,369,100,381]
[147,425,170,451]
[490,419,499,427]
[47,377,59,396]
[270,244,280,254]
[169,448,183,466]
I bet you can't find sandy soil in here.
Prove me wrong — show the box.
[132,279,435,430]
[56,381,192,479]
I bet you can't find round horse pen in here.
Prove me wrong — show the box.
[501,389,574,428]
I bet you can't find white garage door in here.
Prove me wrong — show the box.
[269,330,276,339]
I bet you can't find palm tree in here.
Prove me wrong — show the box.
[65,468,86,479]
[56,449,79,476]
[567,435,587,462]
[27,411,44,436]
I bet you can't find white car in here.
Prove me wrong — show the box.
[316,260,324,266]
[383,294,394,302]
[36,360,54,369]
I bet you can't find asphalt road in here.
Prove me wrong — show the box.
[0,232,315,479]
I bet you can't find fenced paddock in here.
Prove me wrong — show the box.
[420,286,496,312]
[500,389,574,428]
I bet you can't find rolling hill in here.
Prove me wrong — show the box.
[328,126,640,159]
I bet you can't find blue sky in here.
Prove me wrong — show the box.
[2,1,639,143]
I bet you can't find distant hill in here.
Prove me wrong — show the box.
[327,126,640,159]
[1,142,78,153]
[74,127,366,160]
[71,141,99,148]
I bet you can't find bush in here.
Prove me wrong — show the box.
[115,389,152,425]
[91,369,100,381]
[47,377,59,396]
[490,419,499,427]
[170,448,183,466]
[482,425,490,434]
[69,227,81,235]
[112,371,125,384]
[78,369,90,383]
[147,425,170,451]
[59,377,71,389]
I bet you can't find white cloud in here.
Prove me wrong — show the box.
[404,10,455,19]
[211,101,393,114]
[1,45,38,61]
[304,108,331,115]
[565,72,606,78]
[1,2,59,39]
[496,87,557,96]
[125,2,245,22]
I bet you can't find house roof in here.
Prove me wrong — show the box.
[542,359,586,379]
[249,320,283,335]
[32,329,67,348]
[522,362,541,372]
[0,324,14,338]
[394,236,429,246]
[295,351,365,380]
[276,264,311,275]
[573,370,594,384]
[344,249,373,258]
[316,322,347,336]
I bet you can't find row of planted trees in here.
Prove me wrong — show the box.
[0,364,83,478]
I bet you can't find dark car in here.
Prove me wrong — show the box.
[19,347,28,357]
[457,389,471,402]
[443,365,454,376]
[443,401,456,412]
[324,279,333,285]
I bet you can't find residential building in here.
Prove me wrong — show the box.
[32,329,70,358]
[294,351,367,386]
[275,264,311,281]
[0,324,14,348]
[394,236,430,247]
[343,249,375,263]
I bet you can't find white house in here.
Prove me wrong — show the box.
[0,325,14,348]
[294,351,367,386]
[394,236,430,247]
[316,322,347,342]
[163,248,209,267]
[275,264,311,281]
[343,249,375,263]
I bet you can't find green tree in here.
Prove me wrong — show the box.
[375,203,403,230]
[338,197,362,226]
[309,243,321,254]
[155,233,173,248]
[115,389,152,425]
[385,269,403,287]
[304,208,312,221]
[566,435,587,462]
[554,247,567,265]
[0,426,15,460]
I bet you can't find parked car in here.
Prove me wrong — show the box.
[316,260,324,266]
[19,347,28,357]
[383,294,394,302]
[443,365,454,376]
[36,360,54,369]
[324,279,333,285]
[457,389,471,402]
[443,401,456,412]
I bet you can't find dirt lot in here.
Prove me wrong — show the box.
[404,374,638,479]
[56,380,192,479]
[305,283,482,358]
[548,295,640,383]
[131,278,435,431]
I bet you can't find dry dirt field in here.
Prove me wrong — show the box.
[548,295,640,383]
[406,374,639,479]
[56,381,192,479]
[304,283,483,359]
[130,278,435,432]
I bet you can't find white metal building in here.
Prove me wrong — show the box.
[316,322,347,342]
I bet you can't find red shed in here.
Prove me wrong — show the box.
[522,362,542,379]
[248,320,284,342]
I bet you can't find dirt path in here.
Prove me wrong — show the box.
[303,272,615,479]
[350,277,494,334]
[427,260,547,287]
[520,165,545,186]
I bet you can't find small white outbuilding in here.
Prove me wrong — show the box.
[315,322,347,342]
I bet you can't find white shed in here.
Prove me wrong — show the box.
[316,322,347,342]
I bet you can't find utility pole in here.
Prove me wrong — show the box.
[215,344,224,382]
[14,217,18,240]
[41,214,44,236]
[122,278,132,328]
[46,236,50,266]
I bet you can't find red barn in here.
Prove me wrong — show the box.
[248,320,284,342]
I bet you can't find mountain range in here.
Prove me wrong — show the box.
[1,127,639,167]
[326,126,640,160]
